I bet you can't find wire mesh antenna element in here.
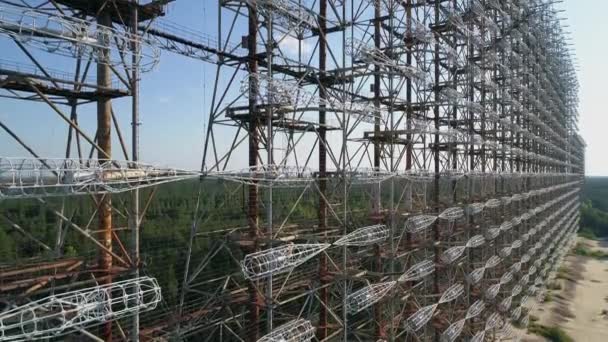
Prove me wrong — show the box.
[405,283,464,332]
[470,330,486,342]
[0,276,161,341]
[466,300,485,319]
[0,157,200,199]
[441,318,465,342]
[466,255,501,285]
[510,261,523,274]
[499,296,513,312]
[467,202,485,215]
[438,87,464,106]
[405,304,436,332]
[498,321,514,339]
[398,259,435,282]
[210,165,314,187]
[467,266,485,285]
[239,73,381,125]
[345,281,397,314]
[500,270,514,285]
[485,311,502,331]
[440,245,467,264]
[256,318,315,342]
[439,283,465,304]
[527,266,537,278]
[240,73,299,107]
[404,215,437,234]
[485,255,502,269]
[468,253,502,284]
[511,214,523,226]
[484,226,501,240]
[511,284,523,297]
[241,243,330,279]
[398,170,435,182]
[484,198,502,208]
[499,220,513,232]
[403,118,437,135]
[511,306,522,321]
[485,283,501,300]
[347,38,427,81]
[511,239,523,250]
[499,245,513,258]
[519,313,530,328]
[465,235,486,248]
[0,4,159,71]
[437,207,465,221]
[334,224,390,246]
[244,0,318,34]
[345,168,395,184]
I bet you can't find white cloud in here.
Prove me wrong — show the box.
[278,36,312,58]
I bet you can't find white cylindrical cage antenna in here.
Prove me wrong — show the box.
[404,215,437,234]
[0,276,161,341]
[210,165,314,188]
[334,224,390,247]
[257,319,315,342]
[398,259,435,282]
[0,5,159,71]
[0,157,200,199]
[345,281,397,314]
[241,243,330,279]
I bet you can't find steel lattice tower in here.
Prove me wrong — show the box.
[0,0,585,341]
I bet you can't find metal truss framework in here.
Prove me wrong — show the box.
[0,0,585,342]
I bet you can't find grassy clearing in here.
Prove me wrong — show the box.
[554,293,567,301]
[528,323,574,342]
[573,243,608,259]
[548,281,563,290]
[578,230,598,240]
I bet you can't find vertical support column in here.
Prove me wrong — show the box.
[247,4,260,341]
[130,2,141,341]
[386,5,396,338]
[372,1,384,339]
[373,0,381,172]
[432,0,441,299]
[341,3,348,341]
[96,10,113,342]
[317,0,329,339]
[431,5,442,340]
[403,3,415,340]
[265,12,274,334]
[466,0,477,323]
[405,0,412,172]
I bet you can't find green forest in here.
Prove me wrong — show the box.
[580,177,608,239]
[1,176,607,320]
[0,179,332,314]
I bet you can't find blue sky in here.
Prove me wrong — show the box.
[560,0,608,176]
[0,1,217,169]
[0,1,605,175]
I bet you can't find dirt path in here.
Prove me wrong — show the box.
[519,238,608,342]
